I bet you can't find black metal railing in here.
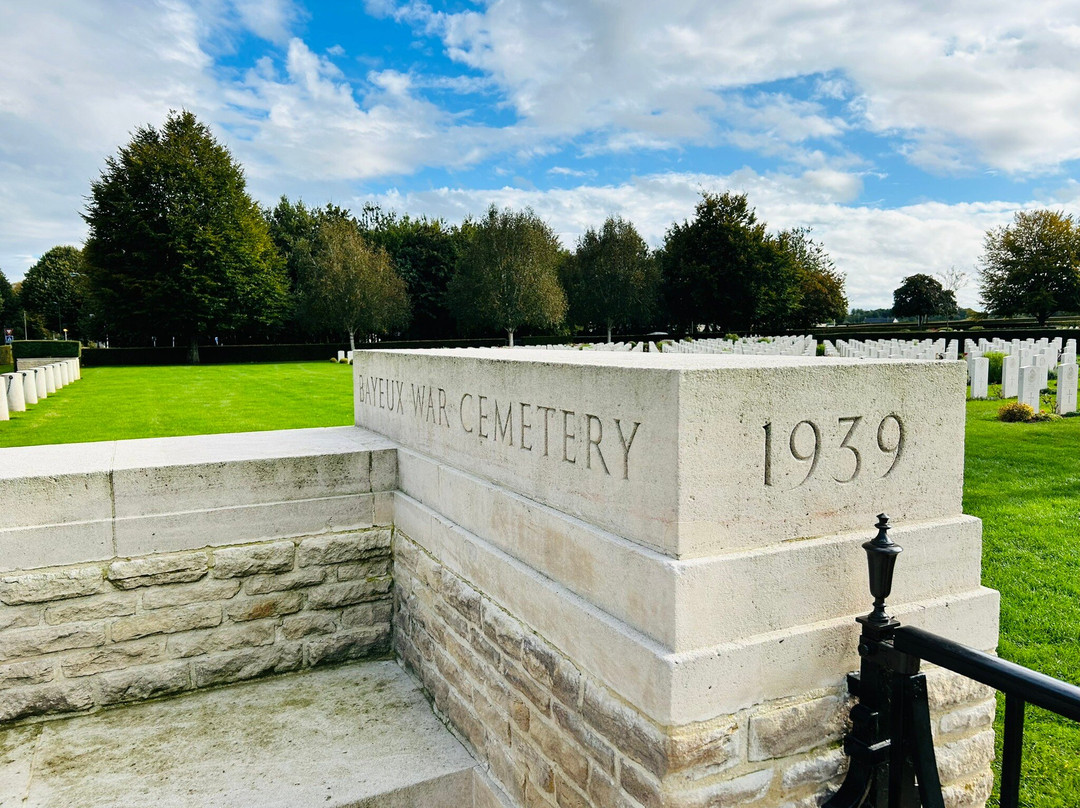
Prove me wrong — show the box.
[824,515,1080,808]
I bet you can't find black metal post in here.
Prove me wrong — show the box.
[999,693,1025,808]
[825,515,904,808]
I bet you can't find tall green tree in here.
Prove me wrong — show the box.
[978,210,1080,325]
[778,228,848,328]
[562,216,659,342]
[83,110,288,362]
[20,246,86,338]
[299,217,410,351]
[892,273,957,326]
[661,192,797,333]
[0,268,18,337]
[447,206,567,346]
[361,205,463,339]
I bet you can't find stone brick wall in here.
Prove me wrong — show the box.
[394,531,994,808]
[0,528,392,724]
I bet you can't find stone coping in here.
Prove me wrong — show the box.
[0,660,503,807]
[0,426,397,478]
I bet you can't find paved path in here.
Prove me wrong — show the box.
[0,661,494,807]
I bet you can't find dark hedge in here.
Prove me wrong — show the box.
[11,340,81,359]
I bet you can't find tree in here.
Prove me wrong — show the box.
[778,229,848,328]
[447,206,567,346]
[562,216,659,342]
[20,246,85,338]
[83,110,288,362]
[892,274,956,326]
[661,192,797,333]
[299,217,410,350]
[0,268,18,336]
[361,205,463,339]
[265,197,355,340]
[978,210,1080,325]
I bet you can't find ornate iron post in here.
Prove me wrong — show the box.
[825,516,906,807]
[824,515,944,808]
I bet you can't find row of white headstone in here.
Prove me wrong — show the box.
[336,351,356,364]
[1,360,82,422]
[965,337,1079,414]
[661,335,817,355]
[822,337,960,360]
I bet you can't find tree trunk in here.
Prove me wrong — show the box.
[348,329,356,352]
[607,323,613,343]
[507,329,515,347]
[187,335,200,365]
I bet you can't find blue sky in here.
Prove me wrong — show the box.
[4,1,1080,309]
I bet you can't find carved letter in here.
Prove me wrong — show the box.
[460,393,474,433]
[395,380,404,413]
[426,387,436,422]
[614,419,641,480]
[494,400,513,445]
[519,402,533,451]
[586,414,609,474]
[411,384,424,415]
[478,395,489,439]
[536,406,556,457]
[562,410,576,464]
[438,388,448,427]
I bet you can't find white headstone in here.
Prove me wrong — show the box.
[4,373,26,413]
[0,378,7,420]
[1057,363,1078,415]
[970,357,989,399]
[34,367,47,399]
[1002,354,1019,398]
[22,371,38,406]
[1017,366,1041,410]
[44,365,57,394]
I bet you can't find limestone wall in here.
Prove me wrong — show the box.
[0,427,396,723]
[394,530,995,808]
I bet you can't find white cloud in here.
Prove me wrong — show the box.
[409,0,1080,175]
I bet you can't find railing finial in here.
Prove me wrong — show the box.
[862,513,902,624]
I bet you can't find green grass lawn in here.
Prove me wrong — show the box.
[1,364,1078,802]
[0,363,354,447]
[964,398,1080,806]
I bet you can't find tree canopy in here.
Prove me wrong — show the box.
[978,209,1080,325]
[0,268,19,337]
[892,273,956,325]
[660,192,841,333]
[447,206,567,345]
[778,228,848,328]
[82,110,288,361]
[360,205,463,340]
[299,217,410,350]
[20,246,85,338]
[562,216,659,342]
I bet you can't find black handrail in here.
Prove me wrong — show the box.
[825,514,1080,808]
[893,625,1080,722]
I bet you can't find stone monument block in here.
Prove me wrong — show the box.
[355,349,998,808]
[355,350,966,559]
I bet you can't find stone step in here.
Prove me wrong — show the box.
[0,661,505,807]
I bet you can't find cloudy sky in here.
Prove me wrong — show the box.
[3,1,1080,309]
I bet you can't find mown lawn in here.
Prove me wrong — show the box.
[0,362,354,447]
[964,398,1080,806]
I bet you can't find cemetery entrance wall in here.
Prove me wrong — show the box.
[0,350,1001,808]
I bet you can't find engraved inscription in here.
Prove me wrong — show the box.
[763,414,906,488]
[358,375,644,480]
